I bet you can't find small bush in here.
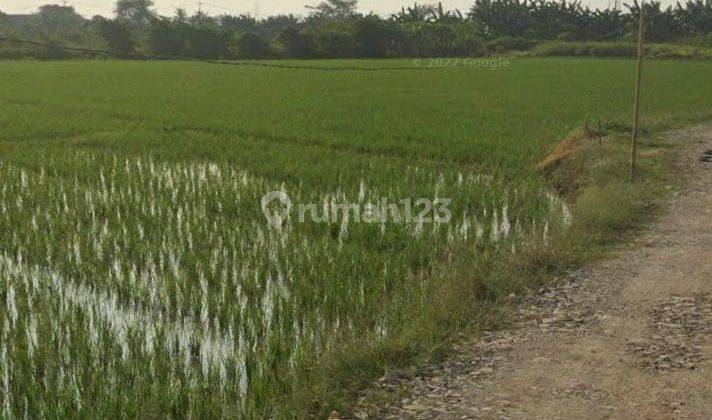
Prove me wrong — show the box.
[534,41,712,59]
[485,36,539,53]
[0,44,82,60]
[534,41,636,57]
[573,183,646,242]
[236,32,270,59]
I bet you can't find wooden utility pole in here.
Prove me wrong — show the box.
[630,3,646,181]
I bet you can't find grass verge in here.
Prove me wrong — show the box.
[278,125,683,418]
[529,41,712,59]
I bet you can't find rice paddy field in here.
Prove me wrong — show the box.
[0,58,711,417]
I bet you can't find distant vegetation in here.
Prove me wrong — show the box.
[1,0,712,59]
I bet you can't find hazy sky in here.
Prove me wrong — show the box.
[0,0,672,18]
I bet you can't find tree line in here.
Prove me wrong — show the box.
[1,0,712,60]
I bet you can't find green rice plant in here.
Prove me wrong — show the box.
[0,58,710,416]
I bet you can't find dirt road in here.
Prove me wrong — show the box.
[377,126,712,419]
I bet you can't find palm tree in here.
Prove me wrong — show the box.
[429,2,464,23]
[391,3,436,22]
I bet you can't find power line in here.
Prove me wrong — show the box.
[3,1,247,17]
[3,1,49,13]
[3,1,114,17]
[152,2,195,10]
[70,1,116,11]
[0,35,441,72]
[153,2,247,16]
[202,2,244,12]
